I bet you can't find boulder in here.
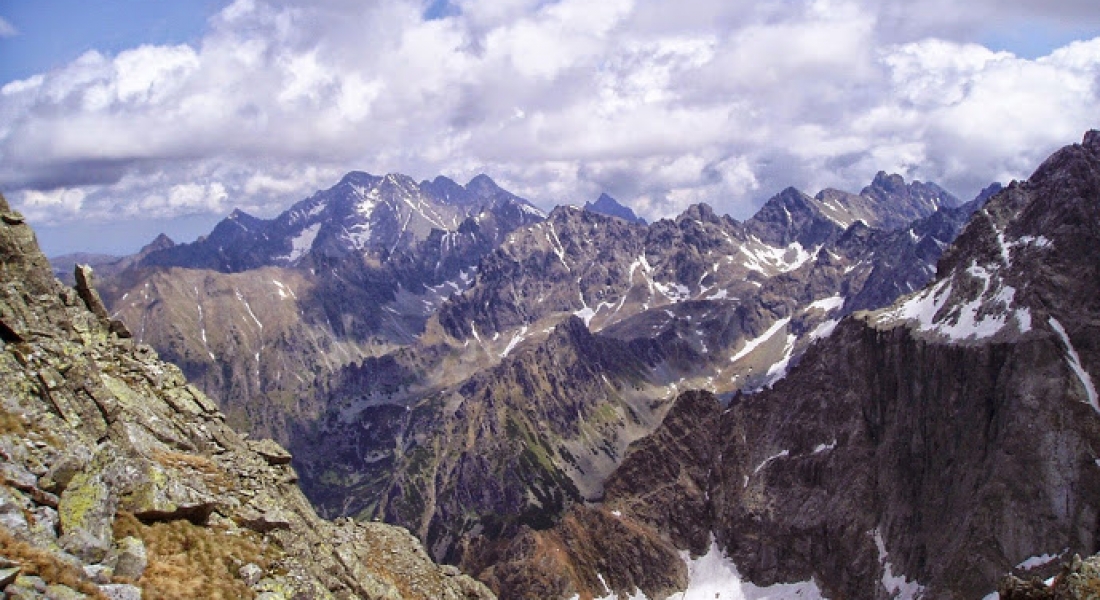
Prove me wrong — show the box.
[57,458,116,563]
[247,439,293,466]
[97,584,142,600]
[111,537,147,580]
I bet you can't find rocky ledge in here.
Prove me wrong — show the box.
[0,191,493,599]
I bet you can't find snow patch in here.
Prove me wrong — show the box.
[1015,235,1052,249]
[285,222,321,262]
[730,318,791,364]
[812,441,837,454]
[235,289,264,332]
[807,295,844,313]
[575,307,596,326]
[654,280,691,302]
[874,529,924,600]
[1016,552,1063,570]
[880,266,1018,341]
[753,450,790,475]
[519,202,547,218]
[740,240,814,275]
[500,326,529,358]
[1049,317,1099,414]
[765,334,798,384]
[547,223,570,271]
[272,279,297,300]
[667,539,825,600]
[809,319,839,342]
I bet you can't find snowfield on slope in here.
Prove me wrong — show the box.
[577,540,825,600]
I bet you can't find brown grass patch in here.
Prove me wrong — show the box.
[0,526,107,598]
[113,512,279,600]
[0,408,27,436]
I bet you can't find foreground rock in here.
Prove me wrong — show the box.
[1000,554,1100,599]
[0,191,492,598]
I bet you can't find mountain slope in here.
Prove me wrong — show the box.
[716,131,1100,598]
[492,130,1100,600]
[99,174,544,440]
[291,174,984,582]
[0,193,493,599]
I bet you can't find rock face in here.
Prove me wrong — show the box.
[0,192,493,599]
[503,131,1100,599]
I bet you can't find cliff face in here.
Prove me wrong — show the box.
[0,193,493,599]
[465,132,1100,600]
[709,131,1100,599]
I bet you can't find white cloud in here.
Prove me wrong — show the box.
[0,0,1098,248]
[19,188,86,223]
[135,182,229,218]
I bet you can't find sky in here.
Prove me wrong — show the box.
[1,0,1099,256]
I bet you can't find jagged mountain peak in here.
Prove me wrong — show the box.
[745,187,838,248]
[585,193,647,224]
[676,201,726,225]
[866,170,907,194]
[134,170,543,272]
[1084,128,1100,153]
[975,181,1004,204]
[874,130,1100,345]
[465,173,505,196]
[144,232,175,250]
[861,170,958,209]
[808,171,959,231]
[337,170,382,187]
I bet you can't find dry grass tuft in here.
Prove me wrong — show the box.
[0,407,27,436]
[0,526,107,598]
[114,511,278,600]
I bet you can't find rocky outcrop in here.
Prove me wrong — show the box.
[0,191,493,599]
[1000,554,1100,599]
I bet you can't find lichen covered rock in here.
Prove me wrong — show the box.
[0,191,494,599]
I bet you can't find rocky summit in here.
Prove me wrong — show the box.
[0,192,493,599]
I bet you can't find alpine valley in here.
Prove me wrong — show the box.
[39,131,1100,599]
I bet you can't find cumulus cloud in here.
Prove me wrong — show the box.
[0,0,1098,248]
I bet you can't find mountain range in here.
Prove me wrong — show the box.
[39,131,1100,599]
